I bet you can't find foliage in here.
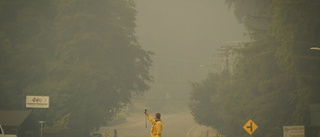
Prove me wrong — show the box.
[0,0,152,136]
[107,113,127,126]
[190,0,320,137]
[44,113,70,133]
[0,0,53,109]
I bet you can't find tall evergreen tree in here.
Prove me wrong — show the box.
[0,0,153,136]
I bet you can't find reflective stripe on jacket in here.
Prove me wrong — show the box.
[147,115,162,137]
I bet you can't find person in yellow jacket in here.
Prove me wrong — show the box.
[145,112,162,137]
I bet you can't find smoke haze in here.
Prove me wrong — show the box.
[134,0,248,111]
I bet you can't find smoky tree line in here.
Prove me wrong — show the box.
[0,0,153,136]
[189,0,320,137]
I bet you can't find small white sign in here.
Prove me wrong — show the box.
[283,125,305,137]
[26,96,49,108]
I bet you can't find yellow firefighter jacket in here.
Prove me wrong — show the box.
[147,115,162,137]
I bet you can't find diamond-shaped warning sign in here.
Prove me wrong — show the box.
[243,119,258,135]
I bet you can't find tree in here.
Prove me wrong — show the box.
[0,0,54,109]
[0,0,153,136]
[190,0,320,136]
[225,0,273,40]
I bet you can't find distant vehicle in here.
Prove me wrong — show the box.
[0,125,17,137]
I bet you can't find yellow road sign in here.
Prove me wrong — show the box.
[243,119,258,135]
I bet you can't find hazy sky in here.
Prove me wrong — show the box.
[135,0,247,61]
[134,0,248,98]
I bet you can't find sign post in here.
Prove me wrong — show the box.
[243,119,258,136]
[38,121,45,137]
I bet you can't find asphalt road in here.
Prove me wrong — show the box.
[98,111,216,137]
